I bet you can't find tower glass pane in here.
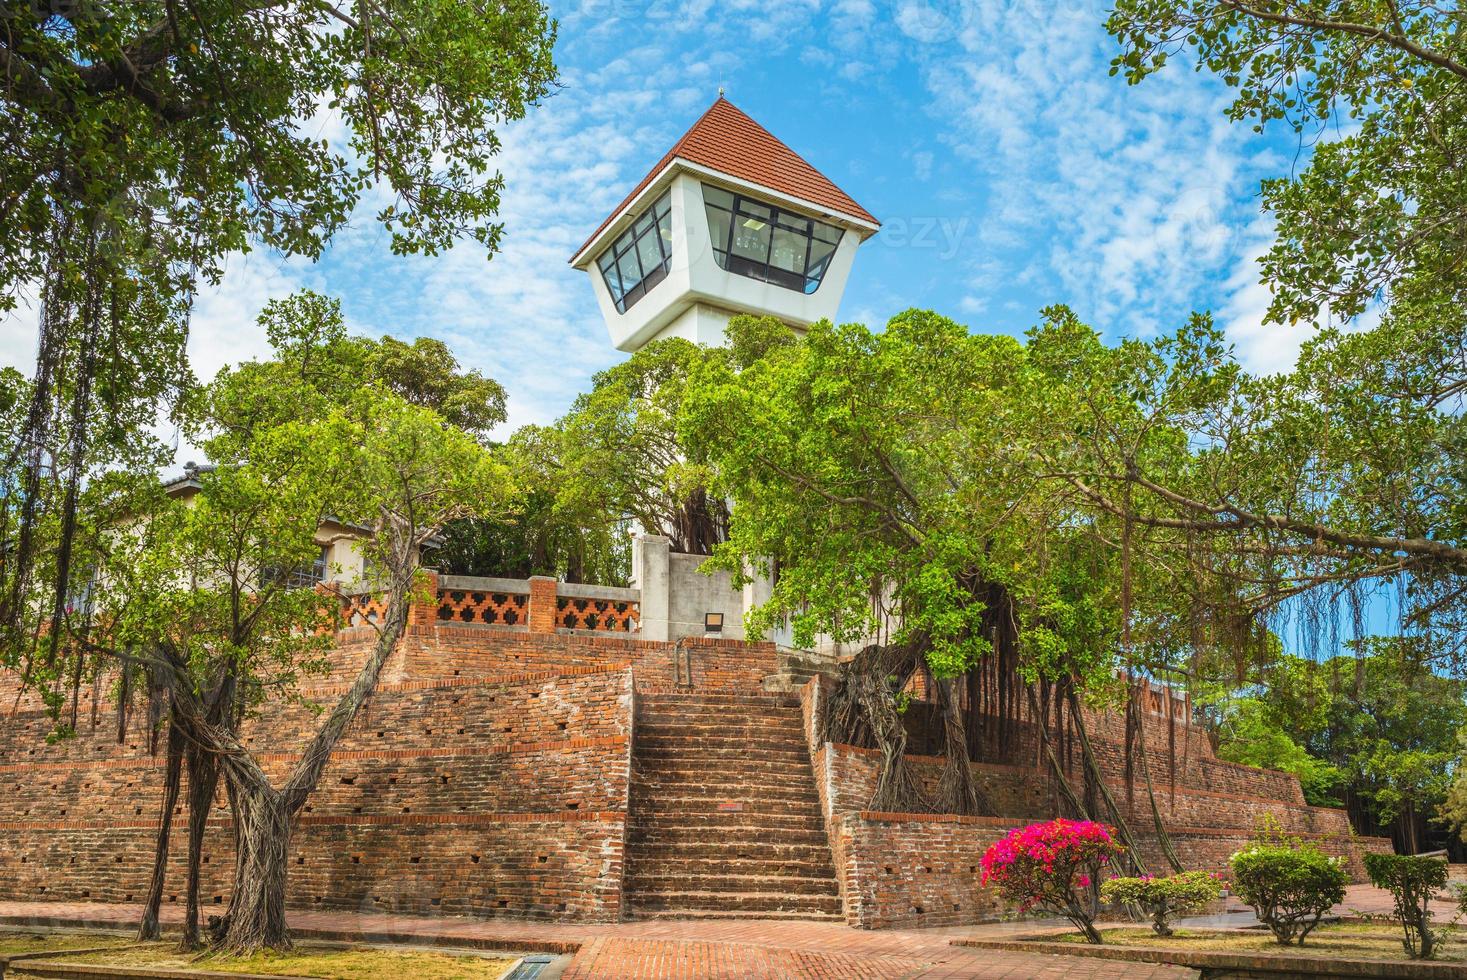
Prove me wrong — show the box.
[596,192,673,314]
[701,183,844,294]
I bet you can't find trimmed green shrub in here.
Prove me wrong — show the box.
[1229,844,1348,945]
[1364,853,1448,959]
[1101,870,1225,937]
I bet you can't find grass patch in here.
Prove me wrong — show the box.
[57,943,517,979]
[0,932,135,956]
[1046,923,1467,962]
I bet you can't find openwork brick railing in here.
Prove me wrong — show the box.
[337,574,642,635]
[342,590,390,628]
[436,575,639,635]
[555,590,639,632]
[436,577,530,627]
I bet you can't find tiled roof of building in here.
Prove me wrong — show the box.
[572,97,878,262]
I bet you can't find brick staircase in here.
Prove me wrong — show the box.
[624,691,843,920]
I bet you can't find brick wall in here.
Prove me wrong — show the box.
[799,677,1393,930]
[325,625,779,693]
[0,665,635,922]
[832,812,1012,929]
[0,624,1393,933]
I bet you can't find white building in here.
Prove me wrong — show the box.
[570,96,879,352]
[569,99,882,658]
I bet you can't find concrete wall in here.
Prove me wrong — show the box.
[630,534,750,643]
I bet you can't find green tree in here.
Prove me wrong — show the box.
[554,337,729,555]
[682,310,1186,842]
[9,296,511,952]
[1209,645,1466,851]
[198,290,508,449]
[91,390,507,954]
[1090,1,1467,657]
[1108,1,1465,324]
[434,423,632,585]
[0,0,556,645]
[1212,697,1345,805]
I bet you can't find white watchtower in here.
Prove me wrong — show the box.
[570,97,880,352]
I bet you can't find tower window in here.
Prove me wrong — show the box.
[702,184,843,294]
[597,193,673,314]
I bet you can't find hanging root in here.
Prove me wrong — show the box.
[822,643,927,813]
[935,676,988,815]
[1067,687,1149,877]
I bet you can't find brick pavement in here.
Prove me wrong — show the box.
[0,900,1198,979]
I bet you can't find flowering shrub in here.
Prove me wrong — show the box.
[1229,844,1348,945]
[1101,870,1225,937]
[980,818,1127,944]
[1364,853,1448,959]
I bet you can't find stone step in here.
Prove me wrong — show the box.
[628,826,831,848]
[633,765,813,783]
[637,702,803,715]
[636,737,809,751]
[639,701,803,715]
[630,862,839,886]
[634,729,807,748]
[632,753,814,772]
[627,872,838,895]
[635,711,803,724]
[630,890,843,915]
[636,750,808,763]
[762,671,824,693]
[629,840,834,862]
[628,796,824,818]
[637,728,805,741]
[627,694,835,921]
[628,908,845,922]
[630,783,820,803]
[630,780,821,803]
[635,716,806,732]
[639,693,800,708]
[633,740,811,757]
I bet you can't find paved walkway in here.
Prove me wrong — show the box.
[0,901,1197,979]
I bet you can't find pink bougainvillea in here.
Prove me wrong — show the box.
[980,818,1128,944]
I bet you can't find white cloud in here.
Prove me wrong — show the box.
[915,0,1279,342]
[0,295,40,374]
[4,0,1324,450]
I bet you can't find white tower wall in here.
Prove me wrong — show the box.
[582,173,869,353]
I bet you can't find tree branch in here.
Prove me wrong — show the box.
[1221,0,1467,79]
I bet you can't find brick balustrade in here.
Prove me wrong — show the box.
[338,571,643,637]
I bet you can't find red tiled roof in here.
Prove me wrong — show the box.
[571,97,878,263]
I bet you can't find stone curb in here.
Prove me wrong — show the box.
[951,935,1467,978]
[3,960,294,979]
[0,919,580,957]
[1,946,147,979]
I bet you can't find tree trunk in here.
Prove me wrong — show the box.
[1131,691,1184,874]
[1065,894,1104,944]
[1067,688,1148,877]
[210,556,417,954]
[822,642,926,813]
[217,776,293,954]
[934,676,987,815]
[179,740,221,950]
[138,717,183,941]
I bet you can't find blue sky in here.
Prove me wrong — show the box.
[0,0,1401,649]
[3,0,1324,434]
